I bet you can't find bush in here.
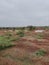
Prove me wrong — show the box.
[16,31,24,37]
[35,49,46,56]
[0,44,15,50]
[34,33,44,39]
[27,26,36,31]
[44,26,49,30]
[10,37,20,41]
[0,36,15,50]
[5,32,12,37]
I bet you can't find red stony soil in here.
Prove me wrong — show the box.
[0,30,49,65]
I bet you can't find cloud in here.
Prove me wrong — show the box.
[0,0,49,27]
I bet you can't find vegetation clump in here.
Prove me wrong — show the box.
[27,26,36,31]
[16,31,25,37]
[5,32,12,36]
[34,33,44,39]
[0,35,15,50]
[35,49,46,56]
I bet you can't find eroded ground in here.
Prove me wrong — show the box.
[0,29,49,65]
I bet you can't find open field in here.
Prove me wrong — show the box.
[0,27,49,65]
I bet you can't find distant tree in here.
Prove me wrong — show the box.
[21,27,25,30]
[12,27,16,31]
[27,26,36,31]
[44,26,49,30]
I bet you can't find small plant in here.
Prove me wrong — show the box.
[5,32,12,37]
[10,37,20,41]
[16,31,24,37]
[35,49,46,56]
[34,33,44,39]
[0,36,15,50]
[44,26,49,30]
[0,43,15,50]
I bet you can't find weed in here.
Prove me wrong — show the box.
[34,33,44,39]
[5,32,12,37]
[3,54,33,65]
[35,49,46,56]
[10,37,20,41]
[16,31,25,37]
[0,36,15,50]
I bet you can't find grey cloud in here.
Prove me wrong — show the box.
[0,0,49,27]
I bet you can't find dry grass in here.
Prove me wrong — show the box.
[0,29,49,65]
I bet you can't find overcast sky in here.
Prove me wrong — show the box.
[0,0,49,27]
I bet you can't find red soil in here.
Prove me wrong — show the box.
[0,30,49,65]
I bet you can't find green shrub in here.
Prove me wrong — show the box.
[34,33,44,39]
[5,32,12,37]
[27,26,36,31]
[16,31,24,37]
[10,37,20,41]
[0,36,15,50]
[35,49,46,56]
[0,44,15,50]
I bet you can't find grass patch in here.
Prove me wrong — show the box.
[10,37,20,41]
[5,32,13,36]
[0,35,15,50]
[3,54,33,65]
[35,49,46,56]
[0,31,21,50]
[33,33,44,39]
[16,31,25,37]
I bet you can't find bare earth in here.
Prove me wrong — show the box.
[0,30,49,65]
